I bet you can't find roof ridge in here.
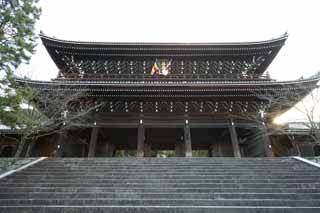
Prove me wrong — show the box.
[39,33,288,47]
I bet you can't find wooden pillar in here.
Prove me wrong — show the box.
[208,145,213,157]
[105,143,110,157]
[81,145,87,157]
[290,135,301,156]
[209,143,222,157]
[175,143,185,157]
[184,121,192,157]
[88,127,99,157]
[144,143,152,157]
[209,137,219,157]
[106,143,115,157]
[175,143,181,157]
[229,119,241,158]
[137,122,145,157]
[55,131,67,157]
[261,124,274,157]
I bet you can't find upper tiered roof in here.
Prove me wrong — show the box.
[40,33,288,80]
[14,33,319,117]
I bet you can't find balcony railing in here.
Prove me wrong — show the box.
[55,73,271,81]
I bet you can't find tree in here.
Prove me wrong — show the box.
[233,73,320,156]
[0,0,41,127]
[288,87,320,143]
[12,80,105,157]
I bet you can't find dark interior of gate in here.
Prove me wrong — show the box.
[27,125,270,157]
[22,123,319,158]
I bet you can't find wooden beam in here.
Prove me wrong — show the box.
[88,127,99,157]
[184,122,192,157]
[229,119,241,158]
[137,123,145,157]
[73,114,260,129]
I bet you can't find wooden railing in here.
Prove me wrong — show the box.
[56,73,271,81]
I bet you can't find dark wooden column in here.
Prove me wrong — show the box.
[144,143,152,157]
[289,135,301,156]
[137,121,145,157]
[106,143,115,157]
[208,145,213,157]
[184,121,192,157]
[175,143,185,157]
[55,131,67,157]
[229,119,241,158]
[88,127,99,157]
[81,145,87,157]
[261,124,274,157]
[209,143,221,157]
[209,137,221,157]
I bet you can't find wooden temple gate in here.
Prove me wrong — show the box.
[14,32,320,157]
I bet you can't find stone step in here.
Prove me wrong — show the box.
[35,160,299,165]
[1,206,320,213]
[3,178,320,184]
[29,165,306,170]
[13,171,320,177]
[37,160,300,162]
[1,180,320,188]
[21,161,312,166]
[8,174,320,180]
[34,162,303,167]
[34,163,305,168]
[0,198,320,207]
[42,157,293,160]
[1,192,320,200]
[1,157,319,212]
[1,182,320,189]
[1,186,320,193]
[24,167,313,171]
[3,176,320,183]
[35,164,304,169]
[36,159,297,162]
[21,170,316,174]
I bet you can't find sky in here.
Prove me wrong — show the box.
[18,0,320,123]
[20,0,320,81]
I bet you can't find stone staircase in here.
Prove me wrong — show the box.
[0,157,320,212]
